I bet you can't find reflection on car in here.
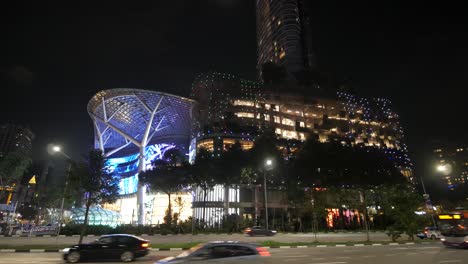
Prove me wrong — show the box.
[62,234,150,263]
[155,241,271,263]
[243,226,277,236]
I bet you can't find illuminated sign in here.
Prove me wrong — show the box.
[438,214,462,220]
[106,143,176,194]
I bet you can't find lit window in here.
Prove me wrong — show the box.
[274,105,279,111]
[235,112,254,118]
[279,51,286,59]
[282,130,298,140]
[264,114,270,121]
[274,116,280,123]
[275,128,282,135]
[282,118,295,126]
[233,100,254,107]
[300,121,305,127]
[265,104,271,110]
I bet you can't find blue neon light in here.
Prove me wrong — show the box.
[106,143,176,194]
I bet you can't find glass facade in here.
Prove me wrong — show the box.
[71,207,122,227]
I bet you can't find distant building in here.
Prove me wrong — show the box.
[0,124,34,210]
[0,124,34,159]
[432,145,468,190]
[256,0,316,80]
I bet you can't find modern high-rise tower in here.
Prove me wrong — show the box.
[256,0,316,81]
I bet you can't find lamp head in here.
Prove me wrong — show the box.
[52,146,61,153]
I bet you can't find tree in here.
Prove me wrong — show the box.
[0,151,31,200]
[69,150,120,244]
[377,184,424,241]
[189,148,216,227]
[215,141,248,219]
[140,148,188,229]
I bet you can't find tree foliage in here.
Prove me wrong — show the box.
[140,148,189,227]
[69,150,120,243]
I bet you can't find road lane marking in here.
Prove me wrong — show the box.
[438,261,462,263]
[372,243,382,246]
[317,245,327,247]
[385,254,397,256]
[336,244,346,247]
[337,256,351,259]
[309,262,347,264]
[362,255,377,258]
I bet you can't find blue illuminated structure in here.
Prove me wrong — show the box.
[106,143,176,194]
[88,89,196,225]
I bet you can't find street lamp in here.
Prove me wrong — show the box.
[264,158,274,230]
[49,144,72,237]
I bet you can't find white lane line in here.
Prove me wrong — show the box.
[385,254,397,256]
[344,249,361,252]
[362,255,377,258]
[283,255,309,258]
[337,256,351,259]
[309,262,347,264]
[438,261,462,263]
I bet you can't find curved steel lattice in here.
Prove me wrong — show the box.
[88,89,196,154]
[88,88,196,225]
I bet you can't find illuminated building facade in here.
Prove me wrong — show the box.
[191,72,413,227]
[88,89,196,225]
[256,0,316,79]
[432,145,468,190]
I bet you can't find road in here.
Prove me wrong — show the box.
[0,232,395,246]
[0,243,466,264]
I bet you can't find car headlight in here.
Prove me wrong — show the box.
[62,248,71,253]
[271,230,277,233]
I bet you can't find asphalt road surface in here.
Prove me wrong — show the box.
[0,232,394,246]
[0,243,466,264]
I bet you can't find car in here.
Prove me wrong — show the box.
[62,234,150,263]
[416,226,441,240]
[243,226,277,236]
[155,241,271,263]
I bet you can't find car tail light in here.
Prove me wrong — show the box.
[256,247,271,257]
[141,243,149,248]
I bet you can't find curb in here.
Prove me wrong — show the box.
[0,231,383,237]
[0,242,430,253]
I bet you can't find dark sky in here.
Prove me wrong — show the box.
[1,1,467,174]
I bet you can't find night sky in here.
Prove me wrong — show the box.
[1,1,467,176]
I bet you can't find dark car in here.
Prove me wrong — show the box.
[243,226,277,236]
[62,234,150,263]
[155,241,271,263]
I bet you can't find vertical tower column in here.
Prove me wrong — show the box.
[137,146,146,225]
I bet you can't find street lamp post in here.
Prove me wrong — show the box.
[50,145,72,237]
[264,159,273,230]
